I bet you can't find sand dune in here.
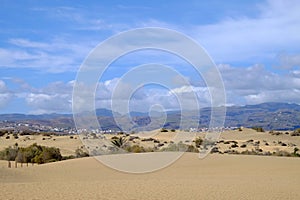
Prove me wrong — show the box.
[1,128,300,199]
[1,153,300,200]
[1,128,300,156]
[0,134,83,156]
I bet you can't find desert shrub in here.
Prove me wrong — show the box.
[240,150,259,155]
[125,145,146,153]
[186,145,199,153]
[194,137,203,148]
[140,138,159,143]
[252,127,265,132]
[294,128,300,133]
[128,136,139,141]
[240,144,247,148]
[281,143,287,146]
[257,148,263,152]
[210,147,219,153]
[13,133,19,139]
[0,143,19,167]
[160,128,168,132]
[5,136,10,139]
[170,129,176,132]
[42,133,51,137]
[290,132,300,136]
[263,151,272,156]
[224,149,239,154]
[273,150,292,157]
[89,133,97,139]
[75,148,89,158]
[0,130,8,137]
[231,144,239,148]
[293,147,299,156]
[161,143,177,152]
[19,130,33,136]
[157,143,164,147]
[291,129,300,136]
[236,127,243,131]
[161,142,188,152]
[62,155,76,160]
[270,131,282,136]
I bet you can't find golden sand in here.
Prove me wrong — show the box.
[1,153,300,200]
[1,128,300,199]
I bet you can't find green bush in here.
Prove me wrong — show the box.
[0,143,63,166]
[75,148,89,158]
[293,147,299,157]
[194,137,203,148]
[125,145,146,153]
[186,145,199,153]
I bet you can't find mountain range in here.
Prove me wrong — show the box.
[1,102,300,131]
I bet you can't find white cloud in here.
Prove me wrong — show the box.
[218,64,300,105]
[0,80,13,108]
[26,93,71,114]
[0,80,6,92]
[193,0,300,63]
[276,53,300,69]
[4,61,300,114]
[0,38,95,73]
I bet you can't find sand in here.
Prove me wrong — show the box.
[1,129,300,199]
[0,134,83,156]
[1,153,300,200]
[1,128,300,156]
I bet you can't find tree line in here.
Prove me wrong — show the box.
[0,143,62,168]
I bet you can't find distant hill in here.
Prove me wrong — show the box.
[224,102,300,130]
[1,102,300,131]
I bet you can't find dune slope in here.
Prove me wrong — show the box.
[1,153,300,200]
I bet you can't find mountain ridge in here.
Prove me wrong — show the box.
[1,102,300,130]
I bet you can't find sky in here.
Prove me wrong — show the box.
[1,0,300,114]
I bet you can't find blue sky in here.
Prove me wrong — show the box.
[1,0,300,114]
